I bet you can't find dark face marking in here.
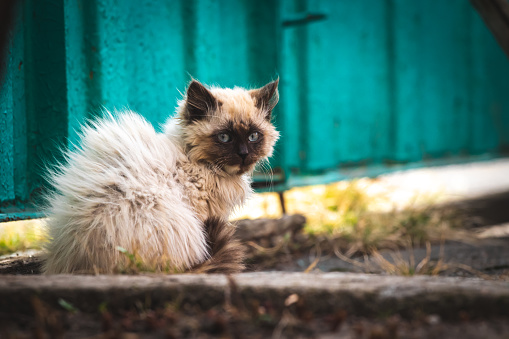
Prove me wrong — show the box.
[207,120,266,174]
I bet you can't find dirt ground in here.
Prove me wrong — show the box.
[1,192,509,338]
[3,301,509,339]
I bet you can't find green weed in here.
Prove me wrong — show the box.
[0,219,45,256]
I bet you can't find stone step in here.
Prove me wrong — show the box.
[2,272,508,321]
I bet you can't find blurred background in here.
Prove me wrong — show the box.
[1,0,509,217]
[1,0,509,265]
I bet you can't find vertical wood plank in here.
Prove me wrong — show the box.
[471,5,509,153]
[0,42,15,202]
[393,0,472,161]
[282,0,391,172]
[0,2,27,204]
[23,0,68,203]
[280,0,308,174]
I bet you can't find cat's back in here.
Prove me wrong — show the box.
[52,112,182,202]
[43,112,207,274]
[77,112,179,174]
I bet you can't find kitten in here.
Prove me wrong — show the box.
[42,79,280,274]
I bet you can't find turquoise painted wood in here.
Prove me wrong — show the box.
[280,0,509,178]
[63,0,279,142]
[1,0,509,218]
[1,0,68,218]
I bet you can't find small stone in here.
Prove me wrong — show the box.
[426,314,441,325]
[234,215,306,241]
[284,293,299,306]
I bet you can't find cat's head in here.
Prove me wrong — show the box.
[177,79,280,175]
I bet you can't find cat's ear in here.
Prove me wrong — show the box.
[185,80,218,122]
[250,78,279,121]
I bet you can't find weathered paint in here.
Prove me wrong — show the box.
[280,0,509,179]
[0,3,21,204]
[1,0,509,216]
[1,0,68,212]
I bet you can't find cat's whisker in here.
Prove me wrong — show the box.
[262,159,275,191]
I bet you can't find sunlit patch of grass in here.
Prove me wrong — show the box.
[231,192,283,220]
[0,219,46,256]
[328,204,462,254]
[295,181,375,237]
[235,179,464,254]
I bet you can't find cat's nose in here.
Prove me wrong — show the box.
[238,144,249,161]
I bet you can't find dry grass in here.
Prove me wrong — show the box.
[235,179,465,255]
[331,240,449,276]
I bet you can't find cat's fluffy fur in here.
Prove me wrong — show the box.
[43,79,279,274]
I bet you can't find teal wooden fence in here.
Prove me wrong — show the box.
[1,0,509,219]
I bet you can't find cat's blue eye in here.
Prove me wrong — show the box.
[248,132,260,142]
[217,133,231,143]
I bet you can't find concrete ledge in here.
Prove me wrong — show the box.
[2,272,509,320]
